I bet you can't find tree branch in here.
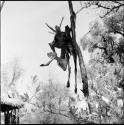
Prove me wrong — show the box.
[38,108,70,118]
[113,30,124,37]
[59,16,64,28]
[98,3,124,18]
[45,23,56,32]
[48,31,55,35]
[76,1,124,18]
[45,109,70,118]
[76,6,87,15]
[95,2,112,10]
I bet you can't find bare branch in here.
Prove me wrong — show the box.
[76,1,98,15]
[95,3,111,10]
[43,109,70,118]
[76,6,87,15]
[28,102,41,109]
[45,23,56,32]
[113,30,124,37]
[59,16,64,28]
[48,31,55,35]
[95,2,124,18]
[100,4,124,18]
[76,1,124,17]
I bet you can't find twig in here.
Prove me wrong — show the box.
[28,87,41,102]
[76,6,86,15]
[76,1,124,17]
[48,31,55,35]
[95,3,111,10]
[28,102,41,108]
[41,109,70,118]
[76,2,93,15]
[45,23,56,32]
[59,17,64,28]
[99,3,124,18]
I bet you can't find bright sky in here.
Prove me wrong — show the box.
[1,1,98,95]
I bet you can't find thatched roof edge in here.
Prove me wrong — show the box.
[1,97,24,108]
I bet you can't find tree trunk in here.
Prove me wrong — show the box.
[0,1,5,12]
[68,1,89,97]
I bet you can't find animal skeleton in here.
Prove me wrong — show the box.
[40,24,78,93]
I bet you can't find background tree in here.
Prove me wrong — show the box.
[75,1,124,123]
[19,75,75,124]
[80,0,124,90]
[1,58,24,98]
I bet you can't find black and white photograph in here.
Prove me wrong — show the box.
[1,1,124,124]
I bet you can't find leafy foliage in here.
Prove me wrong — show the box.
[80,1,124,91]
[81,1,124,64]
